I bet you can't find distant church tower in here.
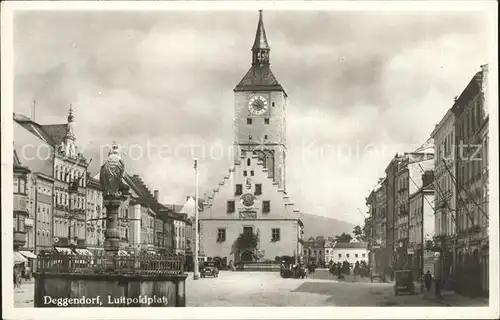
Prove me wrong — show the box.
[234,10,288,191]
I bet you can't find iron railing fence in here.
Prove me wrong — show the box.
[36,251,185,275]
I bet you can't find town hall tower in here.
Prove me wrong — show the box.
[199,11,303,264]
[233,10,287,191]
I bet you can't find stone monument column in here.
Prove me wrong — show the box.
[99,142,129,269]
[103,195,125,254]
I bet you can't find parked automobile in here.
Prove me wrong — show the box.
[201,261,219,278]
[394,270,415,295]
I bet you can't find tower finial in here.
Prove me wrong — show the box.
[68,103,74,123]
[252,10,270,66]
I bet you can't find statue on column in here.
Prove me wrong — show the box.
[99,142,129,196]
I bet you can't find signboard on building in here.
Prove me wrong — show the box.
[239,211,257,219]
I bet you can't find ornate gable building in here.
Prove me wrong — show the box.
[199,11,304,263]
[14,107,89,251]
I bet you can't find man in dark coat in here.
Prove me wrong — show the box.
[424,270,432,292]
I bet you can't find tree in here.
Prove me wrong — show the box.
[231,232,259,261]
[353,225,363,240]
[335,232,352,243]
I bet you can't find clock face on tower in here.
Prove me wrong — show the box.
[248,95,269,115]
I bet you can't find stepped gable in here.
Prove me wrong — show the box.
[202,155,302,222]
[123,173,167,213]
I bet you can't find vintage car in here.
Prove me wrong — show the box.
[201,261,219,278]
[394,270,415,296]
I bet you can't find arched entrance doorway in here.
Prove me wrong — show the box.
[240,250,253,262]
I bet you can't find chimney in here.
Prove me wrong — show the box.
[154,190,159,201]
[422,170,434,188]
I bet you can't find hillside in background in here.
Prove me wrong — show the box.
[299,212,356,239]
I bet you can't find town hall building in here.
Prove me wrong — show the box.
[199,11,304,263]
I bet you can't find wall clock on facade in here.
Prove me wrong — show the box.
[248,95,269,115]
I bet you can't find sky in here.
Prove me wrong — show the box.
[13,9,492,225]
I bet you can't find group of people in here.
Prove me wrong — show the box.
[329,260,369,281]
[13,262,31,288]
[280,260,307,278]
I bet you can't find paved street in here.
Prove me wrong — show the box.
[185,270,472,307]
[14,271,488,307]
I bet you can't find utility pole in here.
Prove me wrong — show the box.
[193,158,200,280]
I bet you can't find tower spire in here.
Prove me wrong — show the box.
[252,10,270,66]
[65,104,75,140]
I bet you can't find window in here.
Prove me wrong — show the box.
[227,201,235,213]
[338,254,342,258]
[243,171,248,177]
[264,118,270,124]
[255,184,262,195]
[271,228,280,241]
[217,228,226,242]
[247,158,251,166]
[247,118,252,125]
[264,135,268,140]
[15,178,27,194]
[262,200,270,213]
[251,170,254,176]
[272,102,275,107]
[346,254,350,258]
[355,254,358,258]
[235,184,243,195]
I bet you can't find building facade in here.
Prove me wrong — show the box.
[174,217,187,255]
[408,172,435,280]
[430,109,457,285]
[451,64,489,297]
[31,173,55,253]
[85,175,105,251]
[384,155,402,268]
[323,237,336,265]
[13,151,31,251]
[330,242,369,265]
[14,107,89,252]
[367,179,387,274]
[199,11,304,263]
[303,236,326,267]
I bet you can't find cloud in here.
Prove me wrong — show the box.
[13,10,491,225]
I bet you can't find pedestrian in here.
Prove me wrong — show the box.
[434,255,443,299]
[353,261,359,282]
[424,270,432,292]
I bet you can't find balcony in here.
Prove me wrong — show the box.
[14,231,27,249]
[13,194,28,213]
[25,218,34,228]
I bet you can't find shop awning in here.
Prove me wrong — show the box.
[54,247,75,255]
[14,252,28,265]
[118,250,129,256]
[75,249,93,256]
[19,251,37,259]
